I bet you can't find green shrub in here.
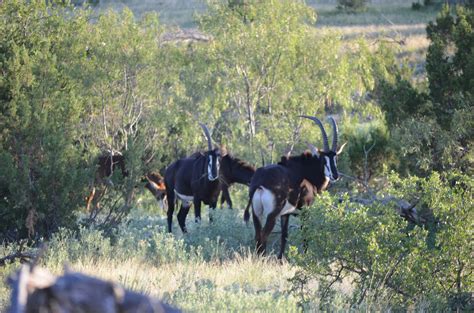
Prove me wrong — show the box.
[290,172,473,311]
[426,5,474,130]
[0,1,93,239]
[339,119,393,184]
[0,1,185,238]
[376,6,473,176]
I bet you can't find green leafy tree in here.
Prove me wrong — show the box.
[426,5,473,130]
[198,0,381,162]
[0,1,190,237]
[0,0,92,238]
[377,6,473,176]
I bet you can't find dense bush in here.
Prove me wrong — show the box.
[339,119,393,184]
[376,5,473,176]
[0,1,93,239]
[290,172,473,311]
[0,1,190,239]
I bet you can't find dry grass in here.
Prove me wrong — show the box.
[57,253,296,299]
[318,22,431,73]
[0,211,304,312]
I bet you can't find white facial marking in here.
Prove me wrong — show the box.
[208,155,219,181]
[324,156,333,181]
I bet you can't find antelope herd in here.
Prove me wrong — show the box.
[91,116,345,259]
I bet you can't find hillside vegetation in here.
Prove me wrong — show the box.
[0,0,472,311]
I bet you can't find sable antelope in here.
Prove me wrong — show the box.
[218,154,256,209]
[164,123,221,233]
[86,153,167,213]
[180,151,255,210]
[247,116,346,259]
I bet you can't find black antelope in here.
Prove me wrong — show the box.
[247,116,346,259]
[164,124,221,233]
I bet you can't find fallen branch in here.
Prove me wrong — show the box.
[0,251,35,267]
[160,28,212,44]
[0,242,35,267]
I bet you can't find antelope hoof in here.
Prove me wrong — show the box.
[195,217,201,224]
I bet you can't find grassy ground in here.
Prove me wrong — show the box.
[0,203,306,312]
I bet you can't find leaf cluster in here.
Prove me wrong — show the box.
[290,172,473,311]
[376,5,473,176]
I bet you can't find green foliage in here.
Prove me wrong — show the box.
[376,6,473,176]
[0,1,197,237]
[198,0,383,161]
[339,119,392,183]
[426,5,474,130]
[0,1,93,238]
[290,172,473,311]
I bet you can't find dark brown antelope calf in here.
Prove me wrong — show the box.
[86,152,128,213]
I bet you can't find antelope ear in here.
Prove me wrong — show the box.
[336,142,348,155]
[306,142,320,157]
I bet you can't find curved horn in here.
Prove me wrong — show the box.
[199,123,212,151]
[328,116,338,152]
[299,115,330,152]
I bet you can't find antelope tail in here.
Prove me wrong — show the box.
[243,198,252,224]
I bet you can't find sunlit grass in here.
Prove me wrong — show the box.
[58,252,300,312]
[0,207,303,312]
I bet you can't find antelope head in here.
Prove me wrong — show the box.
[300,116,347,183]
[199,123,220,181]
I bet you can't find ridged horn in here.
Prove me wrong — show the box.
[299,115,330,152]
[328,116,338,152]
[199,123,212,151]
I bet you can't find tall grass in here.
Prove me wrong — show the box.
[0,208,303,312]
